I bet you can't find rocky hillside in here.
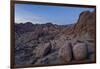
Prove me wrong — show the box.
[15,10,96,66]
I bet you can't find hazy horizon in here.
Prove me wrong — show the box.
[15,4,95,25]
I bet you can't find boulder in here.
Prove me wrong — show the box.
[54,35,67,49]
[58,42,72,63]
[73,43,88,60]
[35,43,51,58]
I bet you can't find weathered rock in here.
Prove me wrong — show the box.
[53,35,67,49]
[15,42,37,65]
[73,43,88,60]
[35,43,51,58]
[34,52,62,65]
[58,42,72,63]
[73,10,96,38]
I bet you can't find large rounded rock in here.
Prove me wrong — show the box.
[73,43,88,60]
[35,43,51,58]
[58,42,72,63]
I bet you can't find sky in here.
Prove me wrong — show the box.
[15,4,95,25]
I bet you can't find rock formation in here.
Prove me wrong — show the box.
[15,10,96,66]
